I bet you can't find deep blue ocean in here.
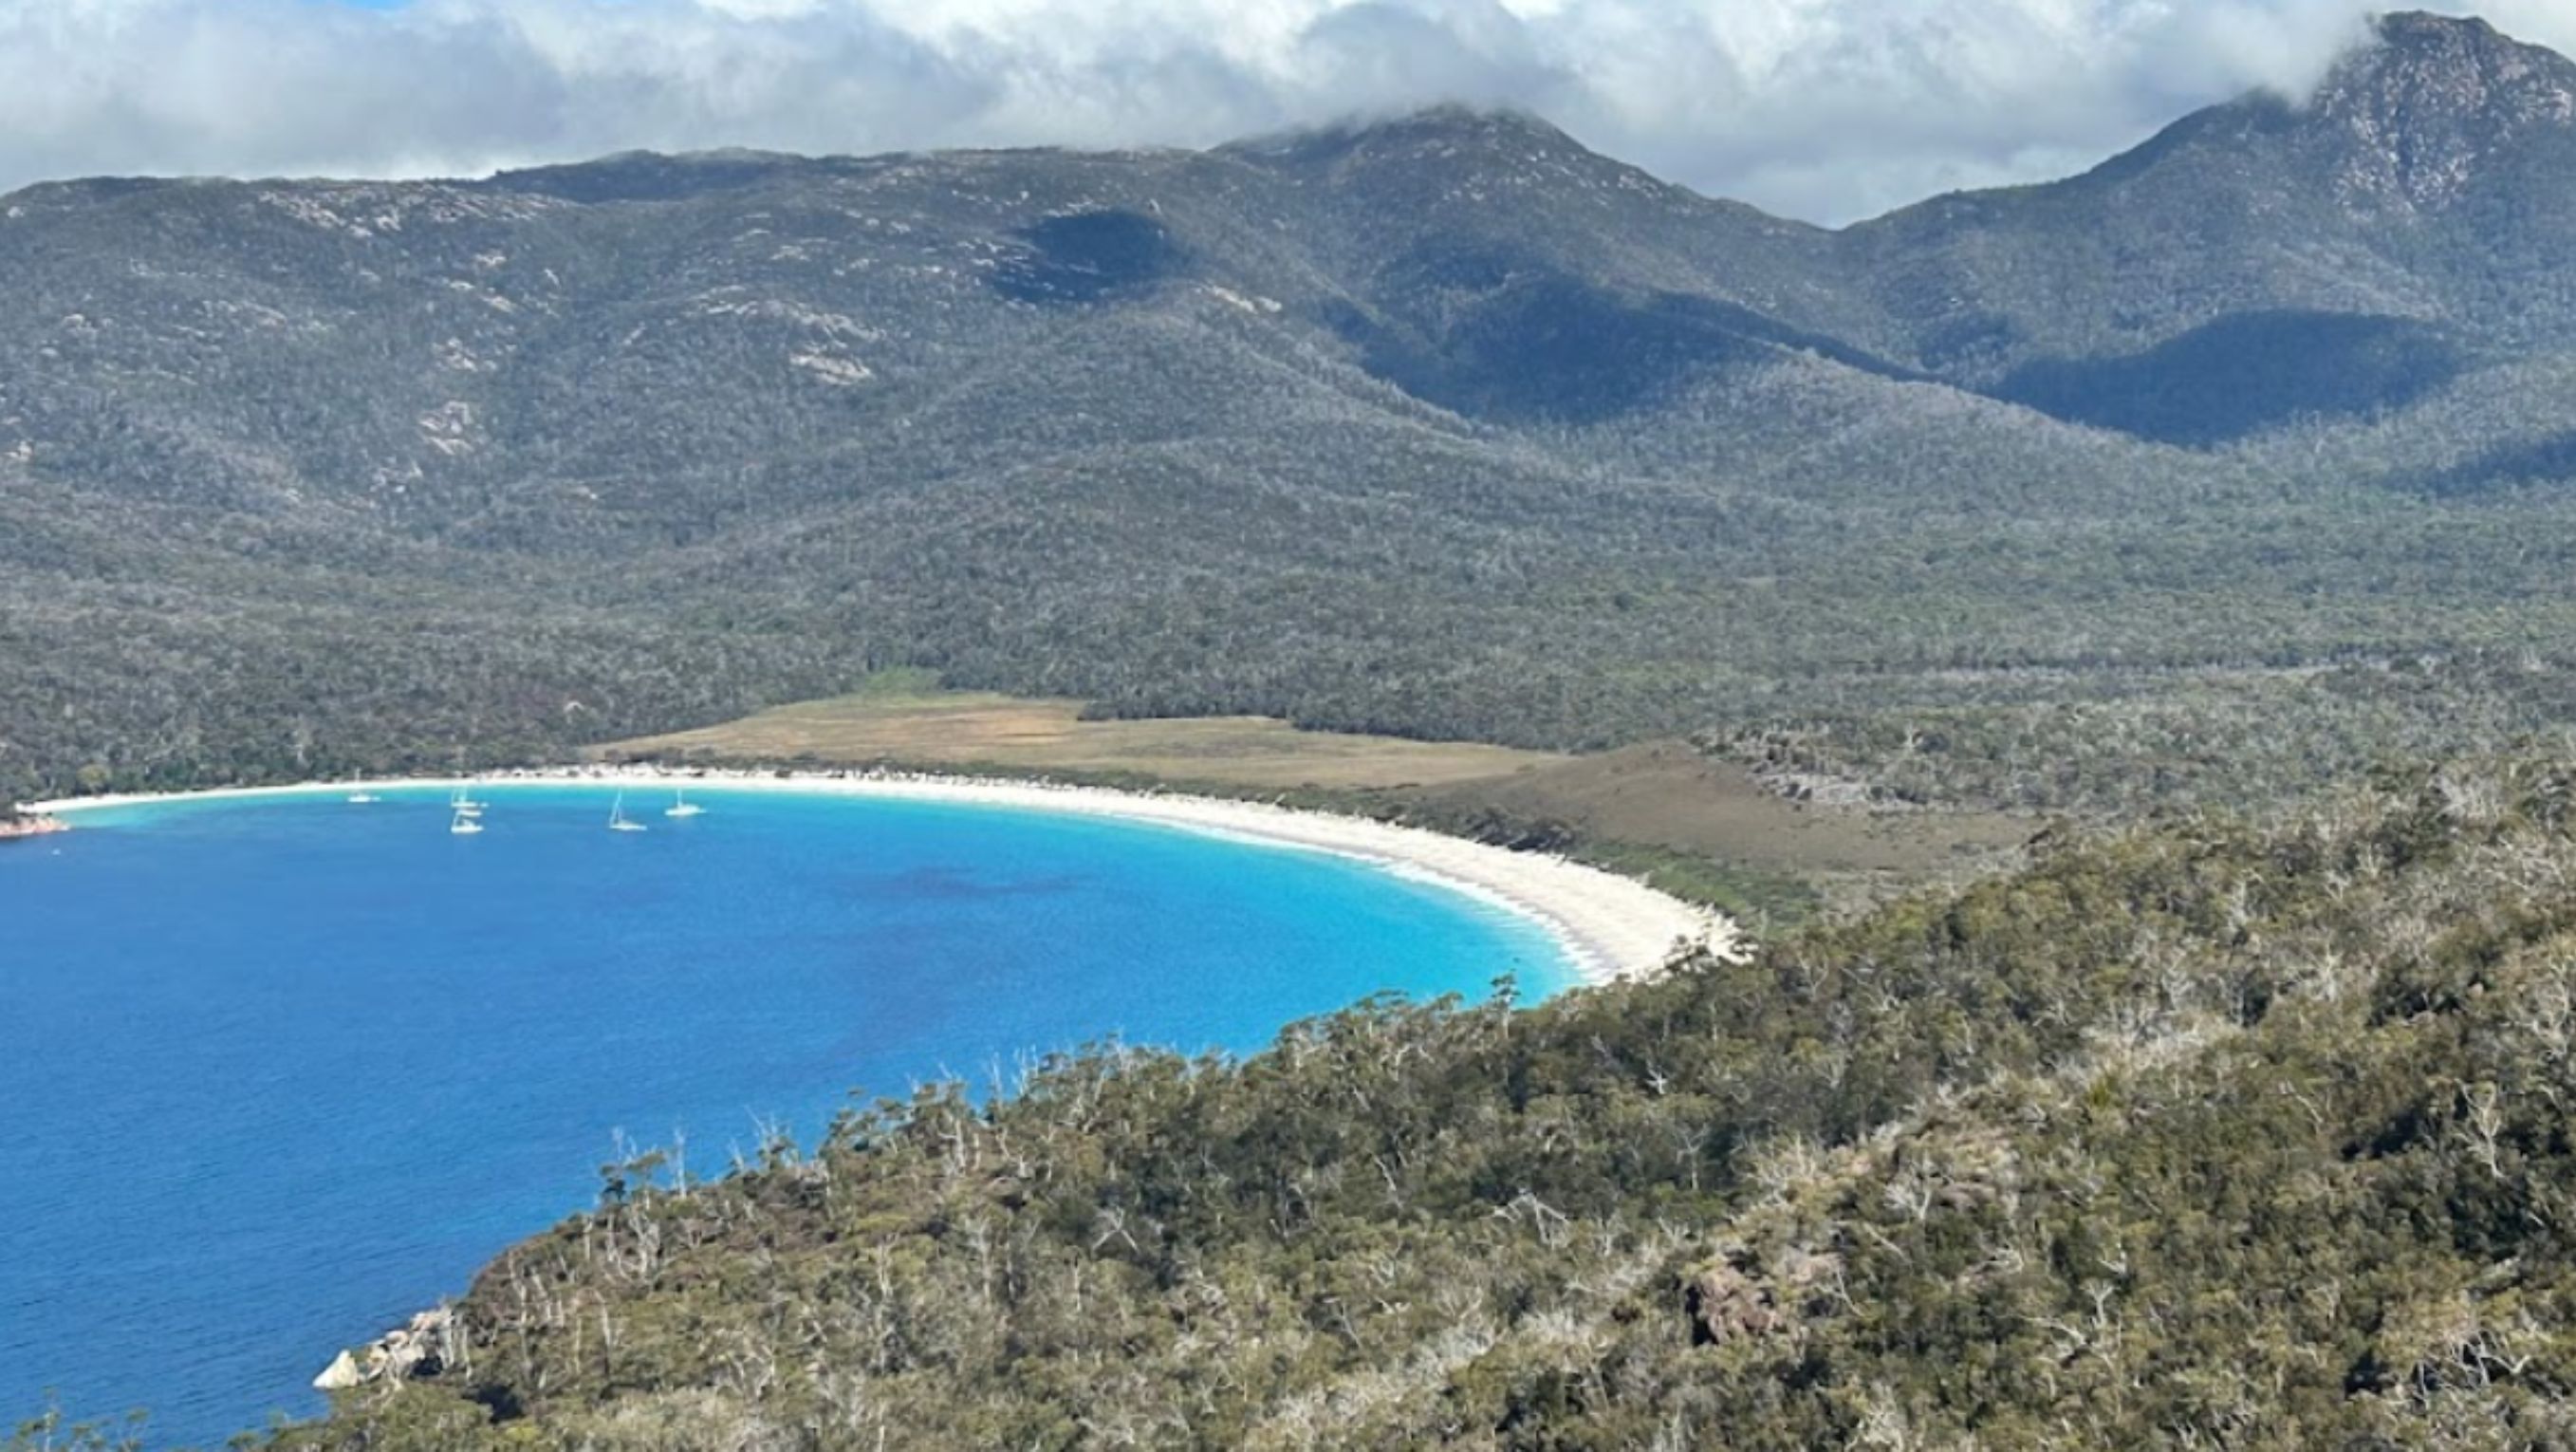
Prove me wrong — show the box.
[0,785,1568,1446]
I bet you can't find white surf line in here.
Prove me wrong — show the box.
[27,768,1740,985]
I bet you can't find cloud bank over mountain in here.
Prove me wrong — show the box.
[3,0,2569,222]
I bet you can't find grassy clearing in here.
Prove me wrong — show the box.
[596,685,1560,791]
[600,683,2033,930]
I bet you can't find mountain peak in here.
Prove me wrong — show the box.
[1222,105,1590,172]
[2347,9,2571,97]
[1361,103,1577,144]
[2375,9,2500,42]
[2304,9,2576,211]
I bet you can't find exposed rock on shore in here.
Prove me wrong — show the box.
[0,813,66,841]
[312,1308,459,1391]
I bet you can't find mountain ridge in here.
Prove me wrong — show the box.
[1,10,2562,478]
[15,13,2551,225]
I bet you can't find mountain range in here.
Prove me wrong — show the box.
[7,9,2576,808]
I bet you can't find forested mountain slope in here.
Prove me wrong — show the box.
[7,11,2576,814]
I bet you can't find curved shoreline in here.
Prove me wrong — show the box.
[25,768,1737,985]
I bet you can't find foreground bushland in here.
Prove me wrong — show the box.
[142,760,2569,1449]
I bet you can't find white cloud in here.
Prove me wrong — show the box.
[0,0,2567,223]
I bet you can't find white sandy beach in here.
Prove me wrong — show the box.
[27,768,1739,985]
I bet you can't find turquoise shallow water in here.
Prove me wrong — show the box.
[0,784,1570,1445]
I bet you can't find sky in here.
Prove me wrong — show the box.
[0,0,2569,224]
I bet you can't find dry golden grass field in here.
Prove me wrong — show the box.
[600,689,1555,791]
[600,686,2030,916]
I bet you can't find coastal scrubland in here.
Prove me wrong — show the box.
[32,758,2531,1448]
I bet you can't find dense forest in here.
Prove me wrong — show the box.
[11,759,2565,1447]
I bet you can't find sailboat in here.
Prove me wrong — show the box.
[451,783,486,819]
[449,809,484,836]
[608,791,648,833]
[664,787,705,819]
[346,791,380,805]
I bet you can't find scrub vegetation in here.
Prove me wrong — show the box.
[158,759,2576,1449]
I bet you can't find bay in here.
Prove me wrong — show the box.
[0,785,1568,1445]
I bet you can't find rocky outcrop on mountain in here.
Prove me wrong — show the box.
[2309,10,2576,214]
